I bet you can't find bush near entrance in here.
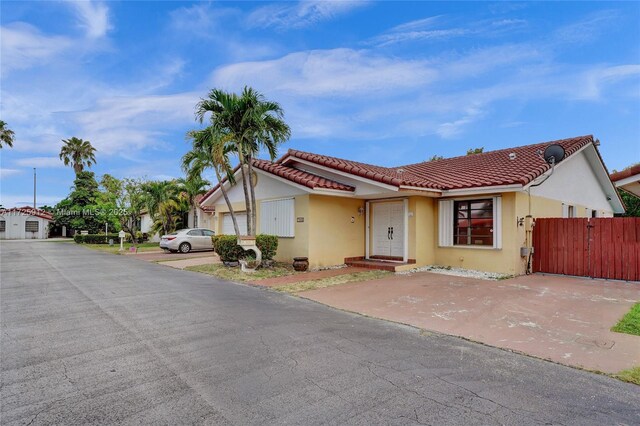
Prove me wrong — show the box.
[211,234,279,262]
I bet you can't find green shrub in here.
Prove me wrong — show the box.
[73,233,123,244]
[213,235,245,262]
[256,234,278,260]
[212,234,279,262]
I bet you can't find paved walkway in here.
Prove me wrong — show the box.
[301,272,640,374]
[249,267,370,287]
[126,250,215,262]
[158,254,221,269]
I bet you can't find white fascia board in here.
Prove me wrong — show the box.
[312,188,356,197]
[614,174,640,188]
[583,145,625,213]
[398,185,442,195]
[442,184,522,197]
[283,157,400,192]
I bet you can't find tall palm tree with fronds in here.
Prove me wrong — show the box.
[176,174,210,228]
[59,137,97,174]
[195,86,290,236]
[0,120,15,149]
[182,126,241,237]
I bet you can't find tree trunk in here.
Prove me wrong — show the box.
[247,158,258,236]
[216,168,241,238]
[237,157,252,236]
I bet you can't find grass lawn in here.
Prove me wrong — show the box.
[611,303,640,336]
[79,242,160,254]
[614,366,640,386]
[186,262,300,282]
[273,270,391,294]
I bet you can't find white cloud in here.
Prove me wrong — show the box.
[436,105,485,139]
[0,169,23,179]
[0,23,73,75]
[247,0,368,29]
[211,48,437,96]
[579,65,640,100]
[68,0,111,38]
[14,157,64,168]
[68,92,200,155]
[0,193,64,209]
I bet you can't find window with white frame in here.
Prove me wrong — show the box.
[439,197,502,249]
[260,198,295,237]
[0,220,5,232]
[25,220,39,232]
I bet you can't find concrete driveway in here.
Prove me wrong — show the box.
[301,272,640,374]
[2,241,639,425]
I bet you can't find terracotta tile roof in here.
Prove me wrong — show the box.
[198,158,355,205]
[253,159,355,192]
[283,135,595,190]
[0,207,54,221]
[610,164,640,182]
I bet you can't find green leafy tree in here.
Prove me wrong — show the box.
[466,147,484,155]
[100,176,146,244]
[428,154,444,161]
[53,171,103,233]
[620,191,640,217]
[183,126,241,237]
[0,120,15,149]
[196,86,291,236]
[59,137,97,174]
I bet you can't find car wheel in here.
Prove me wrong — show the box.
[179,242,191,253]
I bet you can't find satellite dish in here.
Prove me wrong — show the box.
[543,144,565,165]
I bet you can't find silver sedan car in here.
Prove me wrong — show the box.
[160,228,216,253]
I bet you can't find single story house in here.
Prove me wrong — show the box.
[198,135,624,275]
[0,207,53,240]
[610,164,640,197]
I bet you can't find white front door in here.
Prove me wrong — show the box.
[371,201,404,258]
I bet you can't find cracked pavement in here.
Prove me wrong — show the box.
[1,241,639,425]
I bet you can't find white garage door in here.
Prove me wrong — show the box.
[222,212,247,235]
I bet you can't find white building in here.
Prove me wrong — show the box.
[0,208,53,240]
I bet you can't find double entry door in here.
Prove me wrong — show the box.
[371,201,405,258]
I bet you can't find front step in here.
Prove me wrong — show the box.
[344,257,413,272]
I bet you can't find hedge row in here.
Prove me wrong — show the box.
[74,233,125,244]
[211,234,278,262]
[73,232,149,244]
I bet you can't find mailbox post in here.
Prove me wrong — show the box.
[118,230,126,252]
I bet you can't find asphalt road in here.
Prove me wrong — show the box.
[1,241,638,425]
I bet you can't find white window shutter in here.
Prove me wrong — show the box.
[562,204,569,218]
[438,200,453,247]
[260,198,295,237]
[492,196,502,249]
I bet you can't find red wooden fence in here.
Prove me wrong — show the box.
[532,217,640,281]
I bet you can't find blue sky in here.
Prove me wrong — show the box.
[1,1,639,208]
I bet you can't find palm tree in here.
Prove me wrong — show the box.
[195,86,290,236]
[59,137,97,174]
[177,174,210,228]
[0,121,15,149]
[142,180,182,235]
[183,126,241,237]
